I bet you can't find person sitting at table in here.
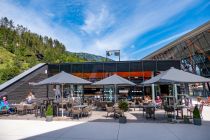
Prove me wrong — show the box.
[155,96,162,108]
[0,96,14,113]
[26,91,35,104]
[144,96,150,103]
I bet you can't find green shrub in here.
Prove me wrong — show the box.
[118,100,128,112]
[45,104,53,116]
[193,105,201,119]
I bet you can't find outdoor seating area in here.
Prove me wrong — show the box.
[0,68,210,125]
[0,94,208,125]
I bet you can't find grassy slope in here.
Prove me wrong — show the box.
[0,47,15,69]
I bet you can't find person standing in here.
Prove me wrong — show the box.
[54,85,61,101]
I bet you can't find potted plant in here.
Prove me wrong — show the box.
[193,105,201,125]
[118,100,128,123]
[45,104,53,122]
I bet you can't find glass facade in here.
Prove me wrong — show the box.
[48,60,180,84]
[145,25,210,78]
[48,60,180,100]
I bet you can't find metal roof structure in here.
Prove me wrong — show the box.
[144,21,210,60]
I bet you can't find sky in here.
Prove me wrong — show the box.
[0,0,209,60]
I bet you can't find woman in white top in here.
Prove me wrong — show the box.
[26,91,35,104]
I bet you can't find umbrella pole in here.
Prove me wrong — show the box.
[114,85,117,103]
[62,84,64,117]
[152,84,155,103]
[173,84,177,121]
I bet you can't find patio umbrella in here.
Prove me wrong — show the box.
[92,74,136,102]
[141,67,210,121]
[31,71,91,117]
[141,67,210,85]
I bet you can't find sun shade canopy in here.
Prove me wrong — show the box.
[31,71,91,85]
[93,74,136,86]
[142,67,210,85]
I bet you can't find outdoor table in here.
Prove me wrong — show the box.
[73,105,88,109]
[142,104,156,119]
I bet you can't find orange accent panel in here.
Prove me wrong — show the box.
[72,71,152,79]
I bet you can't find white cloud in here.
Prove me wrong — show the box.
[81,5,115,35]
[82,0,196,59]
[0,0,199,61]
[132,30,191,56]
[0,0,83,52]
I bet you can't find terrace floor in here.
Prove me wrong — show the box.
[0,106,210,140]
[1,106,210,123]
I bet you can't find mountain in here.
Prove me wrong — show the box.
[72,52,113,62]
[0,17,108,84]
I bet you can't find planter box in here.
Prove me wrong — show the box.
[46,116,53,122]
[119,116,127,123]
[193,118,202,125]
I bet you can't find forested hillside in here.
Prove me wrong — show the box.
[0,17,102,84]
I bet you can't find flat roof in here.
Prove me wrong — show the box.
[0,63,46,92]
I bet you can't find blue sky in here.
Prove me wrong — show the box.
[0,0,209,60]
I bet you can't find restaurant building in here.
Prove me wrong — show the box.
[47,60,180,100]
[0,60,180,102]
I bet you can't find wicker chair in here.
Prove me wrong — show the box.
[16,105,26,115]
[26,103,36,114]
[106,105,114,117]
[71,108,82,119]
[82,106,92,117]
[114,107,123,118]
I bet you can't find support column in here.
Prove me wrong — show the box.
[151,72,155,102]
[114,85,117,103]
[173,84,177,121]
[202,83,206,97]
[152,84,155,103]
[61,84,64,117]
[174,84,178,100]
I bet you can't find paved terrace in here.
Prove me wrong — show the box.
[0,106,210,140]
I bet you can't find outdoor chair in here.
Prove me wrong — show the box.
[129,101,136,111]
[142,102,149,116]
[106,105,114,118]
[82,106,92,117]
[66,103,72,117]
[0,106,9,115]
[163,105,174,118]
[187,106,194,117]
[71,108,82,119]
[199,104,204,118]
[114,107,123,118]
[204,96,210,106]
[26,103,36,114]
[16,105,26,115]
[145,107,155,119]
[101,102,107,110]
